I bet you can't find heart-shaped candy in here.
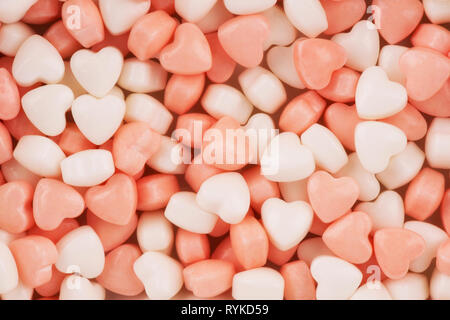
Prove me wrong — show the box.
[284,0,328,38]
[71,47,123,98]
[423,0,450,24]
[321,0,366,35]
[261,5,297,50]
[260,132,315,182]
[12,35,65,87]
[218,15,269,68]
[267,44,305,89]
[310,255,362,300]
[33,178,85,231]
[293,38,347,90]
[373,0,424,44]
[22,84,74,136]
[378,45,408,85]
[99,0,150,35]
[72,94,125,145]
[261,198,313,251]
[175,0,218,22]
[85,173,137,226]
[373,228,426,279]
[354,121,407,174]
[399,47,450,101]
[160,23,212,75]
[0,242,18,294]
[59,275,105,300]
[0,68,21,120]
[323,211,373,264]
[356,66,407,119]
[307,170,359,223]
[356,191,405,234]
[0,0,37,23]
[332,20,380,72]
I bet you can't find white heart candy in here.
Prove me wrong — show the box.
[261,198,313,251]
[147,136,188,175]
[267,43,305,89]
[404,221,448,273]
[376,142,425,189]
[56,226,105,279]
[261,132,315,182]
[224,0,276,15]
[244,113,276,164]
[296,237,335,266]
[0,0,37,23]
[332,21,380,72]
[356,66,408,120]
[61,149,115,187]
[72,94,125,145]
[301,124,348,174]
[0,242,18,294]
[310,255,362,300]
[12,35,65,87]
[165,192,218,234]
[13,135,66,178]
[99,0,150,35]
[196,172,250,224]
[423,0,450,24]
[430,268,450,300]
[354,121,407,174]
[0,280,33,300]
[261,5,297,50]
[133,251,183,300]
[350,282,392,300]
[336,152,380,202]
[22,84,74,136]
[0,22,34,57]
[425,117,450,170]
[356,191,405,235]
[283,0,328,38]
[59,275,105,300]
[378,45,408,85]
[118,58,168,93]
[384,272,429,300]
[71,47,124,98]
[175,0,218,22]
[232,267,284,300]
[137,211,174,255]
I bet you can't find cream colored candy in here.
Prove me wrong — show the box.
[283,0,328,38]
[59,61,87,98]
[332,21,379,72]
[224,0,276,15]
[195,0,234,34]
[425,118,450,170]
[238,67,286,114]
[13,135,66,177]
[356,191,405,235]
[0,281,33,300]
[430,268,450,300]
[244,113,276,164]
[232,267,284,300]
[0,22,34,57]
[176,0,218,22]
[0,0,37,23]
[125,93,173,135]
[0,230,25,245]
[350,282,392,300]
[56,226,105,279]
[22,84,74,136]
[0,242,19,294]
[266,43,305,89]
[12,35,65,87]
[261,5,296,50]
[99,0,150,35]
[72,94,126,145]
[118,58,168,93]
[404,221,448,273]
[196,172,250,224]
[301,124,348,174]
[384,273,429,300]
[311,255,362,300]
[165,192,218,234]
[61,149,115,187]
[278,179,309,203]
[133,251,183,300]
[147,136,188,175]
[423,0,450,24]
[378,45,408,85]
[261,132,315,182]
[59,275,105,300]
[261,198,313,251]
[355,121,407,174]
[297,237,335,266]
[201,84,254,125]
[71,47,124,98]
[137,211,174,254]
[336,153,380,202]
[355,66,407,119]
[376,142,425,189]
